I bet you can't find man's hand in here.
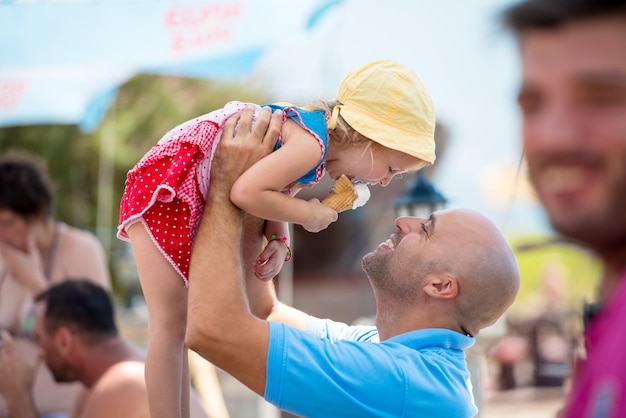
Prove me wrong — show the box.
[0,331,38,418]
[212,106,283,193]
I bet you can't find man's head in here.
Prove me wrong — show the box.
[502,0,626,255]
[33,279,118,383]
[362,208,520,338]
[0,152,53,249]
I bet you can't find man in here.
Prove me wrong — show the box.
[502,1,626,416]
[0,279,208,418]
[185,107,520,417]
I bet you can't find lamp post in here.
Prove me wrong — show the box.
[393,172,447,218]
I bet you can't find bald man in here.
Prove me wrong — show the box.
[184,107,521,417]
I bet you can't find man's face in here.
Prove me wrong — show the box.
[33,304,75,383]
[362,209,482,297]
[518,16,626,249]
[361,213,437,299]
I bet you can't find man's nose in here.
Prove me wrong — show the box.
[395,216,426,233]
[526,96,583,152]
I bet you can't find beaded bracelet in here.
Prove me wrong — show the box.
[269,234,292,262]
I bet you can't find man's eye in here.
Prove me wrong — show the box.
[518,93,541,115]
[582,90,626,107]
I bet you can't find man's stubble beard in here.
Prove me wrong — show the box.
[546,174,626,253]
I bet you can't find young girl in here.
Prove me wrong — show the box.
[117,59,436,418]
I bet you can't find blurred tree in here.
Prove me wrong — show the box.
[0,74,269,228]
[0,74,270,295]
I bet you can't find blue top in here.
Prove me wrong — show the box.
[265,317,477,418]
[263,103,328,186]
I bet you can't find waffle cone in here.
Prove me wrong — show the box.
[322,175,357,212]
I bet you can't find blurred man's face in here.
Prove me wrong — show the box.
[33,304,76,383]
[517,16,626,249]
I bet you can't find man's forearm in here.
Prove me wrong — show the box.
[186,105,283,395]
[241,216,310,329]
[187,183,248,344]
[5,390,38,418]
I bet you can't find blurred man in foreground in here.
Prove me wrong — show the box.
[503,0,626,416]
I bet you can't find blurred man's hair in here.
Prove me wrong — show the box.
[36,279,118,342]
[502,0,626,34]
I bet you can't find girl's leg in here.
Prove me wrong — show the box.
[128,223,190,418]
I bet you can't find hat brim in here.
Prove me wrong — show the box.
[340,106,436,165]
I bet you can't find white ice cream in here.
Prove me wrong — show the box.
[352,183,370,209]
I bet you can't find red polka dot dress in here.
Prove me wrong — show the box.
[117,101,254,286]
[118,101,329,287]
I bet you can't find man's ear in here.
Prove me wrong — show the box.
[422,273,459,300]
[54,327,76,356]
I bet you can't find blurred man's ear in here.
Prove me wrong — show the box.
[54,327,76,356]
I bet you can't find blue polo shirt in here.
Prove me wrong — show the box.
[265,317,477,418]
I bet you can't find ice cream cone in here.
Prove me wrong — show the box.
[323,175,370,212]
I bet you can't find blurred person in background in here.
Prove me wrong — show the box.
[0,279,209,418]
[503,0,626,416]
[0,151,111,417]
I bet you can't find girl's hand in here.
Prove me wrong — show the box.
[254,240,287,281]
[301,199,338,233]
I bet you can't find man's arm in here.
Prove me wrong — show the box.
[241,215,309,329]
[0,331,38,418]
[186,106,283,396]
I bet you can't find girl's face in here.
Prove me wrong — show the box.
[325,142,426,187]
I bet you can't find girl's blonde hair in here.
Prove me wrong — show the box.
[305,100,372,150]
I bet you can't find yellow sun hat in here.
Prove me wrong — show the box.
[328,60,436,165]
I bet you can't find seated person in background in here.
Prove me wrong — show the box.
[0,279,209,418]
[0,151,111,417]
[184,109,522,418]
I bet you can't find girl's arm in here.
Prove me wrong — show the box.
[230,119,337,233]
[264,220,290,254]
[264,220,289,245]
[253,220,291,281]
